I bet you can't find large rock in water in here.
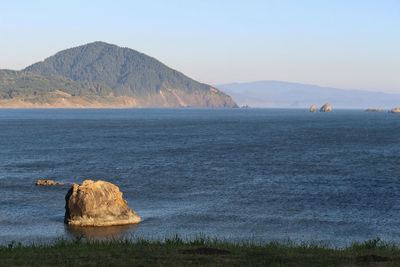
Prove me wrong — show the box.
[64,180,141,226]
[320,103,333,112]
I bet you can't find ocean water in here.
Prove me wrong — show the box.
[1,109,400,246]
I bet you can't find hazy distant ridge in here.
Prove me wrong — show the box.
[219,81,400,109]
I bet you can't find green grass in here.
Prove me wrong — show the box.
[1,236,400,266]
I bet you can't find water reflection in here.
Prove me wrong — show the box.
[66,224,139,240]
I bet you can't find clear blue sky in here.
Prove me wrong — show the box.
[1,0,399,92]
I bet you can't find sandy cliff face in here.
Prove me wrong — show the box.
[0,87,236,108]
[0,95,138,109]
[153,87,237,108]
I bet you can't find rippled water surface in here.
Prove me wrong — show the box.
[1,109,400,246]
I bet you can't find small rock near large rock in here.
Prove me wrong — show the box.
[65,180,141,227]
[36,179,63,186]
[310,104,318,112]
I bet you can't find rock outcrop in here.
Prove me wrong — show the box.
[310,104,318,112]
[36,179,63,186]
[390,107,400,113]
[320,103,333,112]
[64,180,141,227]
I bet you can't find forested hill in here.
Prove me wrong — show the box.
[0,42,237,108]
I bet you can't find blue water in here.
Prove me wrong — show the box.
[1,109,400,246]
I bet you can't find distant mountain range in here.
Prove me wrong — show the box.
[0,42,237,108]
[219,81,400,109]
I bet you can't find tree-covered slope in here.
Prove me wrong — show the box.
[0,69,78,98]
[0,69,124,108]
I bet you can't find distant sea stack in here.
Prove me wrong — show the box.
[320,103,333,112]
[310,104,317,112]
[390,107,400,113]
[0,42,237,108]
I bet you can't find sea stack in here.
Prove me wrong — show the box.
[310,104,318,112]
[320,103,333,112]
[390,107,400,113]
[65,180,141,227]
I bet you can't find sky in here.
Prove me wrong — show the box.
[1,0,400,92]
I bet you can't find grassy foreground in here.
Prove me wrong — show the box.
[1,237,400,266]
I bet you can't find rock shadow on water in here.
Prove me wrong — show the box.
[66,224,139,240]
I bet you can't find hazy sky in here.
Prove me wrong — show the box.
[1,0,399,92]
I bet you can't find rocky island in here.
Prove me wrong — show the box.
[309,104,318,112]
[64,180,141,227]
[0,42,237,108]
[390,107,400,113]
[320,103,333,112]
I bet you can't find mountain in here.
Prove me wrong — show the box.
[0,42,237,108]
[219,81,400,109]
